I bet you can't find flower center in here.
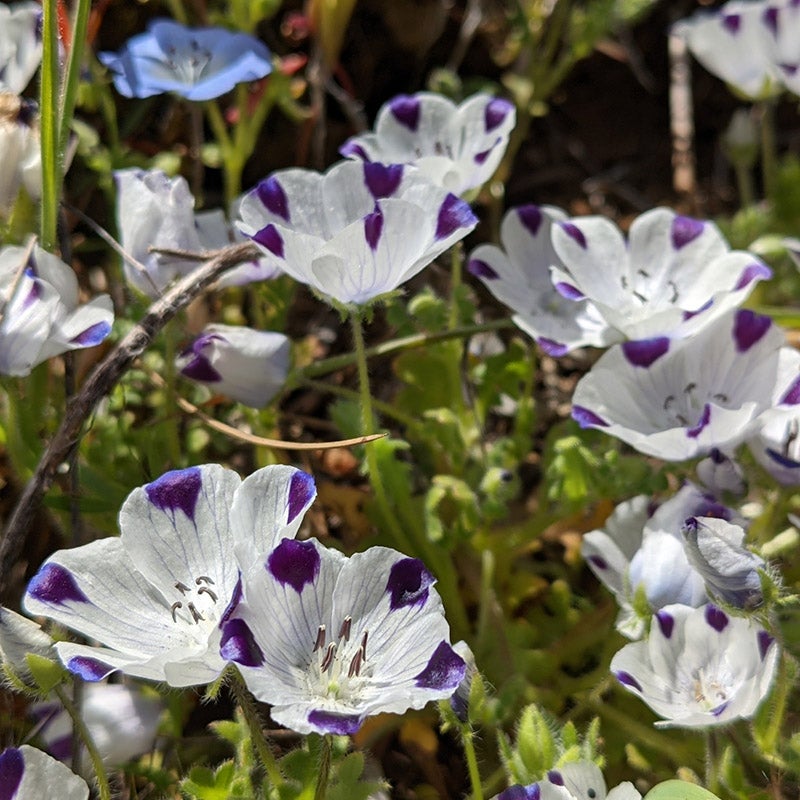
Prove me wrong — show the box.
[692,667,728,711]
[621,270,679,307]
[164,39,214,85]
[662,382,729,427]
[308,615,371,702]
[169,575,220,631]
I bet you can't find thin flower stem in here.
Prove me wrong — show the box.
[313,734,333,800]
[229,669,285,789]
[759,99,778,203]
[448,243,464,330]
[162,324,184,467]
[733,161,755,210]
[54,684,112,800]
[705,730,721,797]
[39,0,61,252]
[58,0,92,160]
[461,725,484,800]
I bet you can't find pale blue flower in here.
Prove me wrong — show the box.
[99,19,272,101]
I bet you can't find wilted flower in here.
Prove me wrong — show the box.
[550,208,771,342]
[682,516,765,608]
[0,745,89,800]
[611,604,779,727]
[0,94,40,217]
[0,2,42,95]
[221,539,465,735]
[340,92,515,196]
[24,464,316,686]
[237,160,477,306]
[176,324,291,408]
[467,204,615,356]
[572,309,800,460]
[32,683,162,769]
[582,485,737,638]
[696,448,747,496]
[0,245,114,376]
[99,18,272,101]
[672,1,781,99]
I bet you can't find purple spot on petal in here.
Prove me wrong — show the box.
[560,222,587,249]
[766,447,800,468]
[220,619,265,666]
[288,470,316,523]
[615,670,642,691]
[763,6,779,37]
[517,205,543,237]
[722,13,741,34]
[758,629,775,659]
[308,710,362,735]
[253,224,285,259]
[67,655,115,681]
[474,148,491,165]
[48,733,73,762]
[572,405,609,428]
[687,403,711,438]
[656,610,675,638]
[497,785,540,800]
[485,97,513,132]
[268,539,320,593]
[364,162,403,199]
[145,467,203,519]
[711,701,730,717]
[340,140,370,161]
[70,320,112,347]
[387,558,435,609]
[180,354,222,383]
[554,281,585,301]
[435,193,477,240]
[0,747,24,800]
[364,209,384,251]
[683,299,713,321]
[256,176,290,222]
[780,62,798,76]
[734,309,771,352]
[588,554,608,570]
[705,604,729,632]
[735,262,771,290]
[414,641,466,690]
[780,376,800,405]
[671,215,705,249]
[467,258,498,280]
[21,270,40,311]
[389,95,420,131]
[537,338,569,357]
[621,337,670,367]
[220,575,242,628]
[26,563,89,606]
[547,771,564,787]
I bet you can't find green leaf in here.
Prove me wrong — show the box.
[643,780,723,800]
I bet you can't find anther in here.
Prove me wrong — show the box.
[669,280,678,303]
[663,394,675,411]
[360,631,368,662]
[171,602,182,622]
[313,625,326,653]
[784,418,799,457]
[175,581,190,595]
[197,586,218,602]
[187,602,204,623]
[320,642,337,673]
[684,382,697,395]
[196,576,215,585]
[712,392,728,404]
[348,647,363,678]
[338,616,352,642]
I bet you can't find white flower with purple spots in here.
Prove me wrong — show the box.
[0,3,42,95]
[583,485,737,638]
[23,464,316,687]
[672,1,782,99]
[747,406,800,485]
[340,92,516,196]
[550,208,771,342]
[682,516,765,609]
[611,604,779,727]
[220,539,465,735]
[0,245,113,377]
[236,160,478,307]
[0,98,41,217]
[0,745,88,800]
[467,205,615,356]
[176,324,290,408]
[541,763,641,800]
[572,309,800,461]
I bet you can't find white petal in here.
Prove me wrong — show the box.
[4,745,89,800]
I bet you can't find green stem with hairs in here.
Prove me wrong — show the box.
[461,724,484,800]
[58,0,92,160]
[39,0,60,251]
[229,669,285,789]
[54,684,111,800]
[313,734,333,800]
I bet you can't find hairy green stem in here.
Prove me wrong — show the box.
[58,0,92,159]
[39,0,60,251]
[461,724,484,800]
[313,734,333,800]
[54,684,112,800]
[229,669,284,788]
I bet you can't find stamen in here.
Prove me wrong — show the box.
[187,602,204,623]
[637,269,650,278]
[196,576,215,585]
[338,616,352,642]
[175,581,190,595]
[360,631,368,661]
[171,602,182,622]
[632,290,647,303]
[348,647,364,678]
[320,642,337,673]
[663,394,675,411]
[784,419,799,457]
[684,382,697,396]
[314,625,327,652]
[668,280,678,303]
[712,392,728,404]
[197,586,218,602]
